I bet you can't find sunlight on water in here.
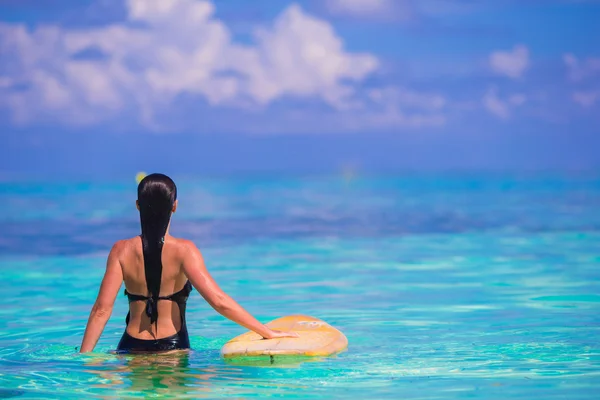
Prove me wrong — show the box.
[1,175,599,398]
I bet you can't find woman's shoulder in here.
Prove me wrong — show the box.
[109,236,140,254]
[169,237,199,251]
[116,236,140,246]
[108,236,201,257]
[165,237,203,260]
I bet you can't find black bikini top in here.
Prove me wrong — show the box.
[124,281,193,325]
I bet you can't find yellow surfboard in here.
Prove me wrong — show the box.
[220,315,348,358]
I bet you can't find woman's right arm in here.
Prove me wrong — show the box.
[181,240,298,339]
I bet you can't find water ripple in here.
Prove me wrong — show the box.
[1,177,599,398]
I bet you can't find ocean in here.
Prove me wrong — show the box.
[1,173,599,398]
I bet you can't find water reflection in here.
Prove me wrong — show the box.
[223,354,327,368]
[85,351,217,398]
[82,350,322,398]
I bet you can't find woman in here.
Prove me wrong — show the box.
[80,173,297,353]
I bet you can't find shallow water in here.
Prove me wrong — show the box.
[1,174,599,398]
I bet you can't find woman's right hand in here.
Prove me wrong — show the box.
[262,328,299,339]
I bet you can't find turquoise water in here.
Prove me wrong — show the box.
[1,174,599,398]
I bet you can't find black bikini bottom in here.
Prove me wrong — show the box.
[116,325,190,353]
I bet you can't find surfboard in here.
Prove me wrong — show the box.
[220,315,348,358]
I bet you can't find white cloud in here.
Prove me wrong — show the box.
[239,4,378,109]
[364,87,446,128]
[572,91,599,108]
[483,88,509,119]
[0,0,390,129]
[563,54,600,110]
[563,53,600,82]
[483,86,526,119]
[509,93,526,106]
[489,45,530,79]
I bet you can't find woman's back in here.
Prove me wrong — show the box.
[79,173,297,354]
[119,235,188,339]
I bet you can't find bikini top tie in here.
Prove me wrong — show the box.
[124,281,193,325]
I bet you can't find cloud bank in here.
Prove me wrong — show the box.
[2,0,437,131]
[0,0,596,133]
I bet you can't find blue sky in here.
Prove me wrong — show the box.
[1,0,599,178]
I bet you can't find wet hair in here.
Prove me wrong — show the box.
[137,173,177,325]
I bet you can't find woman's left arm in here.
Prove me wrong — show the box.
[80,241,124,353]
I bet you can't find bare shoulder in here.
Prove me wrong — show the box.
[170,237,200,254]
[110,236,139,256]
[168,238,203,265]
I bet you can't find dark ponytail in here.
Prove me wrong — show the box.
[137,173,177,327]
